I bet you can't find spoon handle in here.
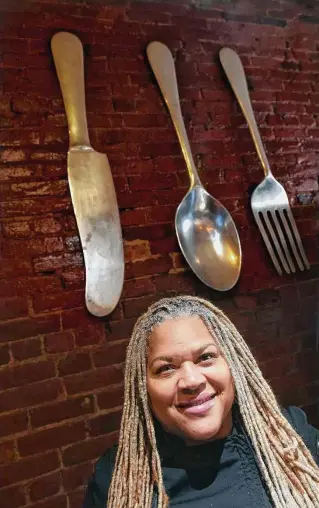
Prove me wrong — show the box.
[219,48,271,177]
[147,41,201,188]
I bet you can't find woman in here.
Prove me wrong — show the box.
[84,295,319,507]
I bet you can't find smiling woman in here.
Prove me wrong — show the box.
[83,296,319,508]
[147,316,235,444]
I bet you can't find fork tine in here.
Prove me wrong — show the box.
[278,209,305,271]
[262,211,291,274]
[270,211,296,273]
[284,208,310,270]
[253,211,283,275]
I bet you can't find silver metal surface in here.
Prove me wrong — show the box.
[147,41,242,291]
[51,32,124,316]
[220,47,310,275]
[175,186,242,290]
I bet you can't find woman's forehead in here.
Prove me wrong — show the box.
[148,315,217,353]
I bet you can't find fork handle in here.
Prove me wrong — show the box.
[219,48,271,177]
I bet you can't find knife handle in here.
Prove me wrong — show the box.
[51,32,91,149]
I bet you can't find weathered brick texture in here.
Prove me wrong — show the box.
[0,0,318,506]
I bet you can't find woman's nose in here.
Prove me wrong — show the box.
[178,363,205,392]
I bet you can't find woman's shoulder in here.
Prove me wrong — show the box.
[83,445,118,507]
[282,405,314,434]
[282,405,319,464]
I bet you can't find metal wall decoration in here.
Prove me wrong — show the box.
[51,32,124,317]
[147,41,242,291]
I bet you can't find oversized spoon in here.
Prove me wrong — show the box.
[147,41,242,291]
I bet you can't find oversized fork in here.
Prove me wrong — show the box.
[219,47,310,276]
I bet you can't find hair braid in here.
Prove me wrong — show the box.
[107,295,319,507]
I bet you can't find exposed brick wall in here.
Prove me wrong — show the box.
[0,0,319,506]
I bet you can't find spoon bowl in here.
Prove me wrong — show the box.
[176,186,241,291]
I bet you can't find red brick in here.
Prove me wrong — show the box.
[0,379,63,412]
[0,411,28,438]
[122,278,155,298]
[73,323,106,348]
[123,223,174,242]
[30,396,94,428]
[125,256,172,279]
[120,208,147,227]
[106,318,136,342]
[11,337,43,361]
[2,220,34,238]
[88,410,122,437]
[0,276,62,299]
[234,296,257,310]
[97,385,124,411]
[145,205,176,224]
[33,218,62,235]
[0,345,10,366]
[92,341,128,368]
[124,239,150,263]
[0,314,60,342]
[123,114,168,128]
[122,295,160,318]
[0,359,55,390]
[27,495,68,508]
[261,353,296,380]
[0,451,60,487]
[61,308,96,331]
[0,441,16,464]
[0,258,33,279]
[62,433,118,467]
[64,366,123,396]
[298,280,318,298]
[153,273,197,294]
[28,471,62,502]
[62,461,93,493]
[0,485,26,507]
[44,331,75,354]
[34,253,83,273]
[61,269,85,290]
[58,352,92,376]
[18,421,86,457]
[276,91,310,103]
[0,197,71,218]
[128,173,178,191]
[33,290,84,314]
[68,488,86,508]
[64,236,81,252]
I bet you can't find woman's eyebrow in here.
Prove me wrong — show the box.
[149,343,216,368]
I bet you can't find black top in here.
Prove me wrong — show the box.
[83,406,319,507]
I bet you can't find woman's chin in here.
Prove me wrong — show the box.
[180,421,223,444]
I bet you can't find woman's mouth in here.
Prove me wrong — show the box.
[176,394,216,415]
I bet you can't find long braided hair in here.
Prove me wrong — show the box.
[107,295,319,508]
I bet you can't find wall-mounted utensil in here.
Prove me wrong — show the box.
[220,47,310,276]
[51,32,124,316]
[147,41,242,291]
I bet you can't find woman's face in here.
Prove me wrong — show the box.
[147,315,235,444]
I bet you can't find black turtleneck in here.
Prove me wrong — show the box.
[154,405,273,507]
[83,405,319,507]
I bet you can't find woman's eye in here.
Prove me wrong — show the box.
[198,353,216,363]
[155,364,174,375]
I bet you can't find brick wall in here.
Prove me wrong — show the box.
[0,0,319,506]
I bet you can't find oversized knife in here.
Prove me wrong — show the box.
[51,32,124,317]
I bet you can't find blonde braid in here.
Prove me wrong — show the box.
[107,295,319,507]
